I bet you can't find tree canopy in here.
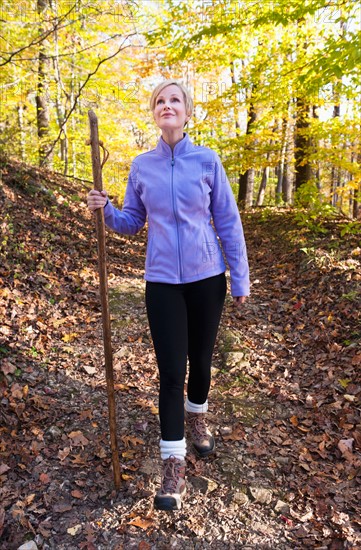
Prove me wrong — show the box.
[0,0,360,216]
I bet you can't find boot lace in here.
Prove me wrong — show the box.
[161,457,184,494]
[187,413,209,439]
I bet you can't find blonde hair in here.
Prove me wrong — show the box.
[150,79,193,117]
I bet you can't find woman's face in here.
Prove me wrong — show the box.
[153,84,190,132]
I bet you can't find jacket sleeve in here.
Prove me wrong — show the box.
[210,153,250,297]
[103,162,146,235]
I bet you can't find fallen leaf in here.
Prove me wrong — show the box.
[94,447,107,459]
[11,383,23,399]
[54,503,72,513]
[24,494,36,506]
[39,472,50,484]
[0,325,11,336]
[121,474,133,480]
[0,464,10,475]
[38,520,52,538]
[338,438,354,454]
[71,453,87,465]
[122,450,136,459]
[121,435,145,447]
[79,409,93,420]
[343,394,356,402]
[1,360,16,375]
[71,490,83,499]
[68,430,89,446]
[299,510,314,522]
[114,383,130,391]
[30,395,49,409]
[67,524,82,536]
[222,425,244,441]
[62,333,79,342]
[290,415,298,427]
[82,365,97,375]
[58,447,71,461]
[128,516,154,530]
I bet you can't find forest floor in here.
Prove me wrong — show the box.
[0,155,360,550]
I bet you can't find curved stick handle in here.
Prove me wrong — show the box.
[88,110,104,192]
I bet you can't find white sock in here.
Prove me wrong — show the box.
[185,397,208,413]
[160,438,186,461]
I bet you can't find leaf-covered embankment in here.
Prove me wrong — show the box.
[0,156,360,549]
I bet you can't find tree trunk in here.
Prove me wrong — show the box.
[352,150,361,219]
[243,168,255,208]
[17,104,26,161]
[230,60,241,134]
[312,105,321,189]
[331,16,346,209]
[331,97,341,207]
[282,113,293,204]
[70,46,76,177]
[230,60,243,206]
[238,94,257,208]
[52,0,68,174]
[36,0,51,167]
[294,97,311,190]
[256,166,269,206]
[353,185,361,219]
[276,113,289,203]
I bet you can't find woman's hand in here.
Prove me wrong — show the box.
[87,189,108,211]
[233,296,247,308]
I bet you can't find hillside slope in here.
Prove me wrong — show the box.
[0,155,360,549]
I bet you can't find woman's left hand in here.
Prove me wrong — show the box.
[233,296,247,308]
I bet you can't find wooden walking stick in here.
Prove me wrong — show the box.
[88,110,121,490]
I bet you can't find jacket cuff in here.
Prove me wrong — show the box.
[230,281,250,297]
[104,199,111,213]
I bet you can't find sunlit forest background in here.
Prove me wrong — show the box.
[1,0,360,217]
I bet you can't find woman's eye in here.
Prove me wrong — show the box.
[156,97,180,105]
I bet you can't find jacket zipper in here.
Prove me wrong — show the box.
[171,155,183,282]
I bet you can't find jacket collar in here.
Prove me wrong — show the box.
[155,132,194,158]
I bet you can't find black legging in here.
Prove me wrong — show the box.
[145,273,226,441]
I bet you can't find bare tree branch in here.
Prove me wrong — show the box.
[6,33,129,62]
[42,34,138,162]
[0,1,141,66]
[0,3,79,66]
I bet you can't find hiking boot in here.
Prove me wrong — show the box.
[186,411,215,457]
[154,456,186,511]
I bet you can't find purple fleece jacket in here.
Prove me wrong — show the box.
[104,132,250,296]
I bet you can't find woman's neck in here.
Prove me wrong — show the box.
[161,129,185,151]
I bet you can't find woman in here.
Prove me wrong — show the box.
[87,79,250,511]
